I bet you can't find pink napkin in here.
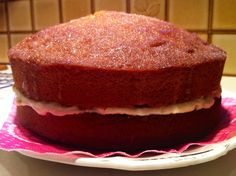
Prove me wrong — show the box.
[0,98,236,158]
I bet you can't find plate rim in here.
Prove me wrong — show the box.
[18,136,236,171]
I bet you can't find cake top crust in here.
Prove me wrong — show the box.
[9,11,226,70]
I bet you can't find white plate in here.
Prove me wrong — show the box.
[1,87,236,171]
[18,136,236,171]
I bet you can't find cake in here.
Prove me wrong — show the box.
[9,11,226,152]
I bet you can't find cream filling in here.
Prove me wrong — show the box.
[14,88,221,117]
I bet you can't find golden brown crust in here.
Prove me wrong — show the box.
[9,11,226,108]
[9,11,225,70]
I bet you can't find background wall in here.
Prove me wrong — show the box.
[0,0,235,75]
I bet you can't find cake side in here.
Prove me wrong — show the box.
[11,59,224,108]
[16,98,223,151]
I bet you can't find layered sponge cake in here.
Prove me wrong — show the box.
[9,11,226,151]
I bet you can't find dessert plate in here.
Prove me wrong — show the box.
[1,88,236,171]
[18,136,236,171]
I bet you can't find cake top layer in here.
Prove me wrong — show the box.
[9,11,226,70]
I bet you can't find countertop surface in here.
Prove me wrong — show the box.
[0,75,236,176]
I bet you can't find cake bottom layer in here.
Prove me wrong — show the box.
[16,98,223,152]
